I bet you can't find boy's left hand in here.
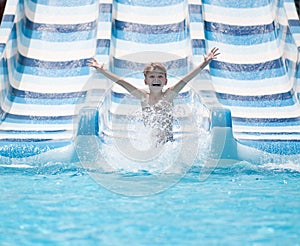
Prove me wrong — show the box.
[204,47,220,63]
[87,58,105,69]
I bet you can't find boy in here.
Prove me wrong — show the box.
[87,47,220,145]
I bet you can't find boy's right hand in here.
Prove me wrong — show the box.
[87,58,104,69]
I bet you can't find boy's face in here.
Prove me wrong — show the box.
[144,71,167,90]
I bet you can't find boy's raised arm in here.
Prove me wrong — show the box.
[168,47,220,95]
[87,58,146,100]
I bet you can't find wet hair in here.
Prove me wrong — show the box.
[143,62,167,78]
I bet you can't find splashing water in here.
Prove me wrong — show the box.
[75,91,212,196]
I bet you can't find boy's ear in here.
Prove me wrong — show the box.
[165,79,168,85]
[144,79,148,85]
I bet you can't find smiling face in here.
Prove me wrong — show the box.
[144,71,167,90]
[143,63,167,91]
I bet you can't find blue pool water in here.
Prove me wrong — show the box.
[1,0,300,244]
[1,161,299,245]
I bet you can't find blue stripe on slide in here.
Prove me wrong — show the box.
[189,14,203,23]
[285,31,297,44]
[237,139,300,155]
[13,58,91,76]
[0,66,7,77]
[6,87,86,105]
[189,4,202,14]
[4,114,74,124]
[2,15,15,22]
[216,91,296,107]
[192,39,205,48]
[98,13,112,22]
[98,3,112,21]
[1,21,15,29]
[210,59,284,72]
[112,30,188,44]
[112,68,189,79]
[232,117,300,127]
[113,20,187,34]
[96,46,110,55]
[8,25,17,39]
[18,21,96,42]
[205,31,276,45]
[16,53,88,69]
[113,67,188,78]
[22,17,97,33]
[289,27,300,36]
[192,47,206,56]
[15,64,90,77]
[210,67,285,80]
[209,59,286,79]
[0,44,6,54]
[112,57,188,77]
[9,67,87,81]
[189,5,203,22]
[99,3,112,13]
[109,57,143,72]
[288,20,300,27]
[97,39,110,48]
[205,21,275,36]
[296,64,300,78]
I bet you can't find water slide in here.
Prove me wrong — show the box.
[0,0,299,165]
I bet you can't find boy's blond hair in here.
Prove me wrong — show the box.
[143,62,167,78]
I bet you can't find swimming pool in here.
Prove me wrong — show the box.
[1,162,299,245]
[1,0,300,244]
